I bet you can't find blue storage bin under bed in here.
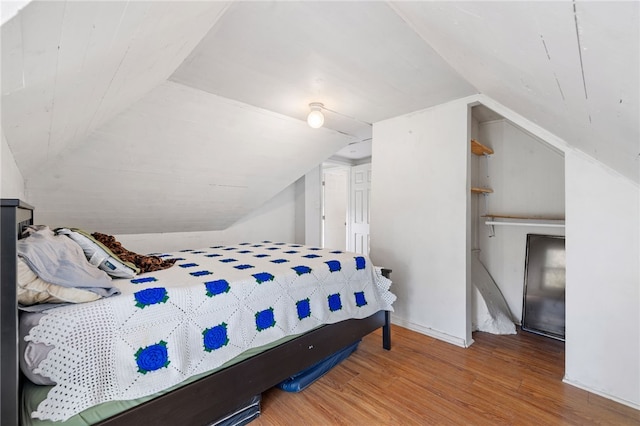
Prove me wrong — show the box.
[276,340,360,393]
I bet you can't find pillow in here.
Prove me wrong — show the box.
[56,228,139,278]
[91,232,177,274]
[17,257,102,306]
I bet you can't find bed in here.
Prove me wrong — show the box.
[1,199,394,425]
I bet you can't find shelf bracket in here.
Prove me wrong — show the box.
[481,193,495,237]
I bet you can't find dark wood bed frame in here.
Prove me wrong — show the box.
[1,199,391,425]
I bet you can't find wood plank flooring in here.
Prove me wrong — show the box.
[253,326,639,425]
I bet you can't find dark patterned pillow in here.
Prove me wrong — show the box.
[91,232,177,273]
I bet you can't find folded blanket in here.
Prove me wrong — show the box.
[17,227,119,298]
[91,232,177,273]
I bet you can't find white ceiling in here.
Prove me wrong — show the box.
[171,1,476,141]
[1,1,638,234]
[392,1,639,182]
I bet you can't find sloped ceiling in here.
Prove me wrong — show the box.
[1,1,638,234]
[2,1,232,177]
[391,1,639,184]
[170,1,475,138]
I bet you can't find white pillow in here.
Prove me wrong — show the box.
[56,228,138,278]
[17,257,102,306]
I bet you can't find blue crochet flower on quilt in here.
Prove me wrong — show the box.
[254,254,270,258]
[255,308,276,331]
[284,250,299,254]
[220,258,237,263]
[203,323,229,352]
[130,277,157,284]
[330,250,343,254]
[238,250,252,254]
[354,256,366,270]
[266,247,280,251]
[179,263,198,268]
[205,279,230,297]
[271,259,288,264]
[210,245,224,249]
[190,270,212,277]
[253,272,274,284]
[179,249,193,252]
[135,341,170,374]
[192,251,205,254]
[251,244,264,248]
[308,247,322,251]
[354,291,368,307]
[205,253,222,258]
[223,247,236,251]
[234,264,254,270]
[292,265,312,276]
[325,260,341,272]
[328,293,342,312]
[134,287,169,308]
[303,254,321,259]
[296,299,311,320]
[239,242,250,245]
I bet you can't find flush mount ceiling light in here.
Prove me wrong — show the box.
[307,102,325,129]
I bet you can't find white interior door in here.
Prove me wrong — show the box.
[349,163,371,254]
[322,168,348,250]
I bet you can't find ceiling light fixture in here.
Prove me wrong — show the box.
[307,102,325,129]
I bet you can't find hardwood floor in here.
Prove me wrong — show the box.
[253,326,639,425]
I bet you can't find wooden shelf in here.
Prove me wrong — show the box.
[471,139,494,156]
[471,139,493,195]
[483,214,565,221]
[471,187,493,194]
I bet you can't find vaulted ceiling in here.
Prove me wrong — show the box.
[2,1,637,234]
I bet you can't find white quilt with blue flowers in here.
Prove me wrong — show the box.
[26,242,395,421]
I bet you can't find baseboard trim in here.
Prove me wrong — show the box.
[562,377,640,411]
[390,315,472,348]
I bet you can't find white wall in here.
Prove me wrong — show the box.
[474,120,565,322]
[372,94,640,408]
[115,183,297,254]
[370,98,471,347]
[564,150,640,408]
[294,176,305,245]
[304,166,322,247]
[1,130,25,199]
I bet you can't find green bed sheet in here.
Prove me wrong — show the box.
[22,333,301,425]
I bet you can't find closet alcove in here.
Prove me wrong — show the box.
[469,104,566,338]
